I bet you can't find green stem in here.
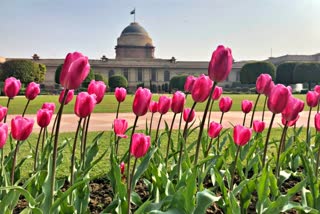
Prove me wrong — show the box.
[4,98,11,123]
[217,112,225,152]
[116,101,120,119]
[316,132,320,178]
[242,113,247,126]
[165,113,177,166]
[80,117,88,167]
[41,128,46,153]
[205,138,214,157]
[230,145,241,190]
[34,127,43,171]
[154,114,163,147]
[115,137,120,156]
[22,99,31,117]
[70,118,83,186]
[250,93,261,128]
[127,115,139,214]
[11,140,20,185]
[306,106,312,149]
[207,99,215,130]
[262,113,276,167]
[262,96,267,122]
[149,113,154,135]
[82,114,91,167]
[182,102,197,140]
[275,123,288,178]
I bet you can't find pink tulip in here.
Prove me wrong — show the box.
[208,121,222,138]
[132,87,152,116]
[11,116,34,141]
[264,81,275,97]
[208,45,233,82]
[281,96,304,122]
[59,89,74,105]
[315,113,320,132]
[115,87,127,103]
[253,120,265,133]
[25,82,40,100]
[4,77,21,98]
[120,162,125,175]
[59,52,90,89]
[219,96,233,113]
[191,74,213,103]
[158,96,171,115]
[130,133,151,158]
[282,115,300,127]
[314,85,320,94]
[212,86,223,100]
[149,101,158,113]
[183,108,195,122]
[42,102,56,112]
[171,91,186,114]
[256,74,272,94]
[241,100,253,114]
[0,123,8,149]
[87,80,106,104]
[114,118,128,138]
[74,92,97,118]
[267,84,290,114]
[287,86,293,94]
[306,91,319,108]
[37,109,53,128]
[0,106,8,122]
[184,75,197,93]
[233,125,252,146]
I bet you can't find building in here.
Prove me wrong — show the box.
[1,21,320,91]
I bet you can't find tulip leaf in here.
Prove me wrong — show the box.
[194,189,221,214]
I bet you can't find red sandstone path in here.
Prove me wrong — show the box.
[7,110,318,133]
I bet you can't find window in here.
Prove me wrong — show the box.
[164,70,170,81]
[151,69,157,81]
[108,70,114,78]
[123,68,129,81]
[138,68,143,81]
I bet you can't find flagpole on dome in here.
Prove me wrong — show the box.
[130,8,136,22]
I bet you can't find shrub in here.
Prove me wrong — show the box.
[240,61,276,84]
[276,62,299,84]
[109,75,128,91]
[169,75,187,92]
[293,62,320,90]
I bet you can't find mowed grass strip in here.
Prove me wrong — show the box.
[0,94,308,114]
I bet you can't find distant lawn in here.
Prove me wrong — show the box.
[0,93,308,115]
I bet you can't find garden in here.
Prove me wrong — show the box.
[0,46,319,214]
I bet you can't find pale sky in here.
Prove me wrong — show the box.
[1,0,320,61]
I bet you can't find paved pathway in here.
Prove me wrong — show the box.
[6,110,318,133]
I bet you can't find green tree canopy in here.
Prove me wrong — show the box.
[109,75,128,91]
[240,61,276,84]
[169,75,187,92]
[293,62,320,90]
[275,62,299,85]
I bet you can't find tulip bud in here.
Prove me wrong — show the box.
[208,45,233,82]
[315,113,320,132]
[37,109,53,128]
[183,108,195,122]
[256,74,272,95]
[59,89,74,105]
[42,102,56,112]
[267,84,290,114]
[87,80,106,104]
[130,133,151,158]
[219,96,233,113]
[282,115,300,127]
[264,81,275,97]
[233,125,252,146]
[4,77,21,98]
[60,52,90,89]
[158,96,171,115]
[191,74,213,103]
[0,106,8,122]
[11,116,34,141]
[74,92,97,118]
[132,87,152,116]
[115,87,127,103]
[149,101,158,113]
[253,120,265,133]
[120,162,125,175]
[25,82,40,100]
[281,96,304,122]
[241,100,253,114]
[306,91,319,108]
[0,123,8,149]
[212,86,223,100]
[171,91,186,114]
[184,75,196,93]
[114,118,128,138]
[208,121,222,139]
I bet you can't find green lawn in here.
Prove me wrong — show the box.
[0,93,308,115]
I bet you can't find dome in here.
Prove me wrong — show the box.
[121,22,149,36]
[117,22,153,47]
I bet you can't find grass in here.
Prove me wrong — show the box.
[0,93,309,115]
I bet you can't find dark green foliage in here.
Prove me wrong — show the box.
[82,69,95,88]
[137,82,144,88]
[276,62,299,84]
[240,61,276,84]
[109,75,128,91]
[55,64,63,84]
[0,59,45,83]
[94,73,108,86]
[293,62,320,90]
[169,75,187,91]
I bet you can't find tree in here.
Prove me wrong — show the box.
[55,64,63,84]
[169,75,187,91]
[109,75,128,91]
[275,62,299,85]
[240,61,276,84]
[0,59,45,83]
[94,73,108,85]
[293,62,320,90]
